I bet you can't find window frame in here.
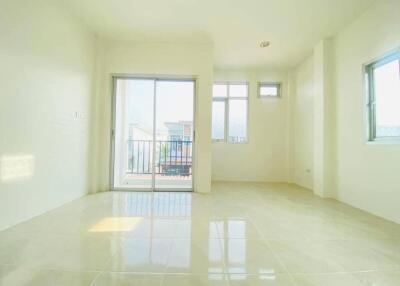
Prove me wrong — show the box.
[258,82,281,98]
[364,48,400,143]
[212,81,249,144]
[211,97,228,143]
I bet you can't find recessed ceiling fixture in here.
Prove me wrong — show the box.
[260,41,270,48]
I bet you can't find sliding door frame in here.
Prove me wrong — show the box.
[109,74,197,192]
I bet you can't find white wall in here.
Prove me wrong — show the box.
[333,0,400,223]
[291,57,314,189]
[0,0,95,230]
[212,69,290,182]
[92,39,214,193]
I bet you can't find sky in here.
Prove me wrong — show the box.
[121,79,194,135]
[374,59,400,136]
[374,59,400,127]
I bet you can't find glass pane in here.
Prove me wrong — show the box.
[229,84,248,98]
[260,85,279,97]
[374,59,400,137]
[228,99,247,143]
[212,101,225,140]
[213,84,227,98]
[113,79,154,189]
[155,80,194,190]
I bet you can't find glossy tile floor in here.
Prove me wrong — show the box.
[1,182,400,285]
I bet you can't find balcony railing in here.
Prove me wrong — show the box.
[127,140,193,176]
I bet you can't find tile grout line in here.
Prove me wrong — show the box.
[88,240,120,286]
[249,218,300,286]
[159,235,176,286]
[88,270,104,286]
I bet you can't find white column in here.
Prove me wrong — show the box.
[313,39,335,198]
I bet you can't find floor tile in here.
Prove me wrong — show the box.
[106,238,173,273]
[227,274,296,285]
[162,274,228,286]
[268,240,346,274]
[166,239,225,274]
[92,272,163,286]
[222,240,286,274]
[251,219,309,241]
[355,270,400,285]
[292,273,364,286]
[215,219,262,239]
[325,240,400,272]
[0,265,98,286]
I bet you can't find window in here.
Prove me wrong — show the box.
[258,82,281,98]
[365,49,400,141]
[212,82,248,143]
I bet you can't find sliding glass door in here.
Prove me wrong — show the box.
[112,77,195,191]
[154,81,194,189]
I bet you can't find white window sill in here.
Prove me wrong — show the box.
[212,140,249,144]
[366,138,400,145]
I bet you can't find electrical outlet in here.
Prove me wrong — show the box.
[73,111,84,119]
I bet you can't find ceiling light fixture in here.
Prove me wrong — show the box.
[260,41,270,48]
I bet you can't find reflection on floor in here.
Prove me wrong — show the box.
[1,182,400,285]
[121,174,192,190]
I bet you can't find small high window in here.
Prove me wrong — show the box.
[365,49,400,141]
[258,82,281,98]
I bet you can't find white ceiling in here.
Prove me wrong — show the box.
[60,0,375,69]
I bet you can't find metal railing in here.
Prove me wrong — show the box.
[127,140,193,176]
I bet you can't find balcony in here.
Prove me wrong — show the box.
[127,140,193,177]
